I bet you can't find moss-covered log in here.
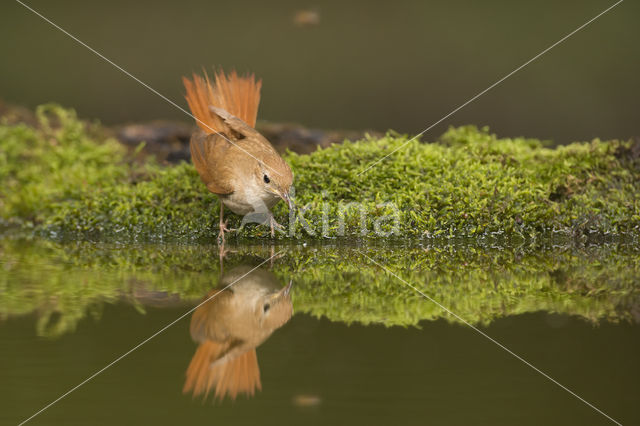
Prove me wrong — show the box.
[1,104,639,240]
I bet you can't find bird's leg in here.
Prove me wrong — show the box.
[217,203,234,245]
[218,203,226,244]
[218,243,236,275]
[270,245,275,267]
[219,243,225,275]
[267,245,285,267]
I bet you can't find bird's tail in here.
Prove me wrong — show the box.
[182,69,262,134]
[183,341,262,401]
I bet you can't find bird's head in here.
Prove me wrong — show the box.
[257,157,294,209]
[258,280,293,329]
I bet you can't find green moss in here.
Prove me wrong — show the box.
[1,238,638,337]
[0,105,134,227]
[1,104,639,240]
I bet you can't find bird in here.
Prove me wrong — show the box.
[182,70,294,242]
[183,264,293,401]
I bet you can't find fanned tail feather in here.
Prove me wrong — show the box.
[182,69,262,134]
[183,341,262,401]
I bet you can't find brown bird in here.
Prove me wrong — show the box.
[183,264,293,401]
[182,70,294,241]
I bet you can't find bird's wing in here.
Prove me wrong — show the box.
[208,105,280,158]
[189,130,235,195]
[208,105,262,139]
[189,288,235,342]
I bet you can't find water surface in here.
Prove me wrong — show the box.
[1,238,639,425]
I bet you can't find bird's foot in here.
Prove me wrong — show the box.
[269,216,285,238]
[217,220,235,245]
[218,243,234,258]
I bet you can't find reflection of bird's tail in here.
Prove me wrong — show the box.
[183,341,262,400]
[182,69,262,134]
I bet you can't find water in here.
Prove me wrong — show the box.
[1,238,639,425]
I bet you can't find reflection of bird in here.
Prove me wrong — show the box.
[183,265,293,400]
[182,70,294,241]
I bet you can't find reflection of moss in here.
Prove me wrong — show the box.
[1,104,639,239]
[290,246,640,327]
[1,238,638,336]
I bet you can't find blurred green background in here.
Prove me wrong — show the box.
[1,0,637,143]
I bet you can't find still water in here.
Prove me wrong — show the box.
[1,238,639,425]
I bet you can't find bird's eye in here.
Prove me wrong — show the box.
[263,303,271,313]
[263,174,270,184]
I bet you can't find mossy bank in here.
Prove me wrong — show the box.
[1,104,639,241]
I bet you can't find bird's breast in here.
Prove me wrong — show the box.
[220,185,280,216]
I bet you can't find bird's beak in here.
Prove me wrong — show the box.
[280,191,293,210]
[273,280,293,300]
